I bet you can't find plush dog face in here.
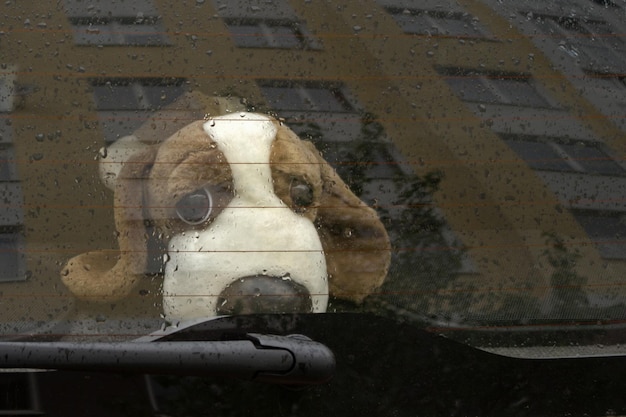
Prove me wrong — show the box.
[149,114,328,319]
[62,110,390,322]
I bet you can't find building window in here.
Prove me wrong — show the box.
[91,78,185,111]
[90,78,186,142]
[258,79,403,186]
[529,13,626,72]
[258,80,407,189]
[441,68,551,108]
[68,16,169,46]
[0,230,25,282]
[224,18,321,50]
[574,210,626,260]
[587,0,620,7]
[384,7,488,38]
[502,134,625,176]
[258,80,362,144]
[260,81,354,114]
[64,0,169,46]
[0,79,25,283]
[581,72,626,133]
[0,147,19,182]
[258,80,474,277]
[0,65,18,113]
[212,0,321,50]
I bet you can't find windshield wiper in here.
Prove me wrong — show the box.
[0,333,335,386]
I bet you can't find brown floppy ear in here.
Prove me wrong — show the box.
[61,148,158,301]
[308,143,391,303]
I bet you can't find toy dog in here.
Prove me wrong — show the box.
[61,94,390,321]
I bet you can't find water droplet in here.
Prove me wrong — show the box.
[35,133,45,142]
[98,146,108,158]
[104,172,116,183]
[209,119,216,127]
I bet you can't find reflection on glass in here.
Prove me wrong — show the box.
[0,0,624,342]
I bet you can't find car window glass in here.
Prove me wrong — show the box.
[0,0,625,350]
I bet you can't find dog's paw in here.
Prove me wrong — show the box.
[61,250,140,301]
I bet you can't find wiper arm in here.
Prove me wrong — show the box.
[0,333,335,386]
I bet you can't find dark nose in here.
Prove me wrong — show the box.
[216,275,313,315]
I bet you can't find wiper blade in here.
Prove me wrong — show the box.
[0,333,335,386]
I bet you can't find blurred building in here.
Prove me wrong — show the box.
[0,0,625,344]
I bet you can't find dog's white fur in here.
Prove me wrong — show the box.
[162,114,328,319]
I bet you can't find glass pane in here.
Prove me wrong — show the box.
[305,88,350,112]
[574,211,626,260]
[229,24,269,48]
[261,86,308,110]
[142,85,185,109]
[432,15,482,37]
[0,234,24,282]
[4,0,626,376]
[72,24,117,45]
[0,148,18,181]
[561,143,625,176]
[267,25,302,49]
[92,84,139,110]
[391,13,433,34]
[494,78,551,107]
[505,139,573,171]
[444,76,499,103]
[122,24,169,46]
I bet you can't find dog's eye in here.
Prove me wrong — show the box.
[175,187,213,225]
[290,179,314,211]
